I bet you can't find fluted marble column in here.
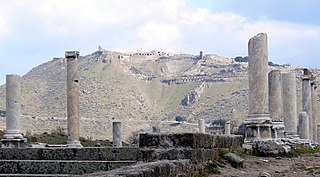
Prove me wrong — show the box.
[244,33,272,142]
[282,72,298,138]
[302,69,312,139]
[66,51,82,147]
[311,82,318,141]
[3,75,24,139]
[299,112,309,139]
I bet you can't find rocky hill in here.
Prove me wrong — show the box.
[0,48,316,140]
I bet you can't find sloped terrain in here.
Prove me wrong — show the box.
[0,49,315,140]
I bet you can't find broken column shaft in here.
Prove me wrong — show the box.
[245,33,272,143]
[113,122,122,147]
[299,112,309,139]
[198,119,205,133]
[224,121,231,135]
[66,51,82,147]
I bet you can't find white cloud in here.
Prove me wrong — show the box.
[137,22,181,51]
[0,0,320,67]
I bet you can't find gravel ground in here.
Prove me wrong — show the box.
[210,154,320,177]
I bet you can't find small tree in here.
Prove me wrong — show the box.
[175,116,186,122]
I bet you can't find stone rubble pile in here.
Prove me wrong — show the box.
[252,138,318,156]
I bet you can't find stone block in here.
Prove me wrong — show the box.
[41,148,79,160]
[139,133,243,149]
[18,161,61,174]
[99,148,140,161]
[0,161,18,174]
[86,160,195,177]
[0,148,40,160]
[60,161,107,174]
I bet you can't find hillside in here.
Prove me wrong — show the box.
[0,48,315,141]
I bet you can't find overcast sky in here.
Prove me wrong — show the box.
[0,0,320,84]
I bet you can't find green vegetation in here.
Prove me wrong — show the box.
[0,130,114,147]
[234,56,281,66]
[175,115,186,122]
[234,56,248,62]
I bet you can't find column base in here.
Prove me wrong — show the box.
[67,140,83,148]
[3,130,24,139]
[285,132,299,139]
[244,114,272,143]
[1,138,28,148]
[271,121,285,139]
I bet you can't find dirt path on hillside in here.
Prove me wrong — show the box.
[210,154,320,177]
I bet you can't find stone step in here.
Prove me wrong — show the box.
[0,147,140,161]
[0,174,71,177]
[0,160,137,175]
[139,133,243,149]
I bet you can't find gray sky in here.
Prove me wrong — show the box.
[0,0,320,84]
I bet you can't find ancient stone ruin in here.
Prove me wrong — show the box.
[244,33,319,153]
[0,33,319,176]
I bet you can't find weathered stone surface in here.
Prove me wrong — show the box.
[271,121,285,139]
[0,148,141,161]
[139,133,243,149]
[311,83,318,141]
[248,33,269,115]
[3,75,23,139]
[223,153,244,168]
[252,140,286,156]
[198,119,205,133]
[302,69,313,139]
[268,70,283,122]
[252,138,318,156]
[140,148,220,164]
[112,122,122,147]
[66,51,82,148]
[298,112,309,139]
[84,159,195,177]
[282,72,298,137]
[0,160,134,175]
[245,33,272,143]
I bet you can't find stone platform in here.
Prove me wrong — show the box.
[139,133,243,149]
[0,133,244,176]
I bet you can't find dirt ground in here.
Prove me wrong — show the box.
[210,154,320,177]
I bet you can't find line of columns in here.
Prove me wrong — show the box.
[1,51,127,148]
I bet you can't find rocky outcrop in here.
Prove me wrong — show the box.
[181,82,208,106]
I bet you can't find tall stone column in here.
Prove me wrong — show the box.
[268,70,282,121]
[311,82,318,141]
[268,70,285,138]
[198,119,205,133]
[298,112,309,139]
[282,72,298,138]
[66,51,82,147]
[244,33,272,143]
[3,75,24,139]
[1,75,26,148]
[113,122,122,147]
[302,69,312,139]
